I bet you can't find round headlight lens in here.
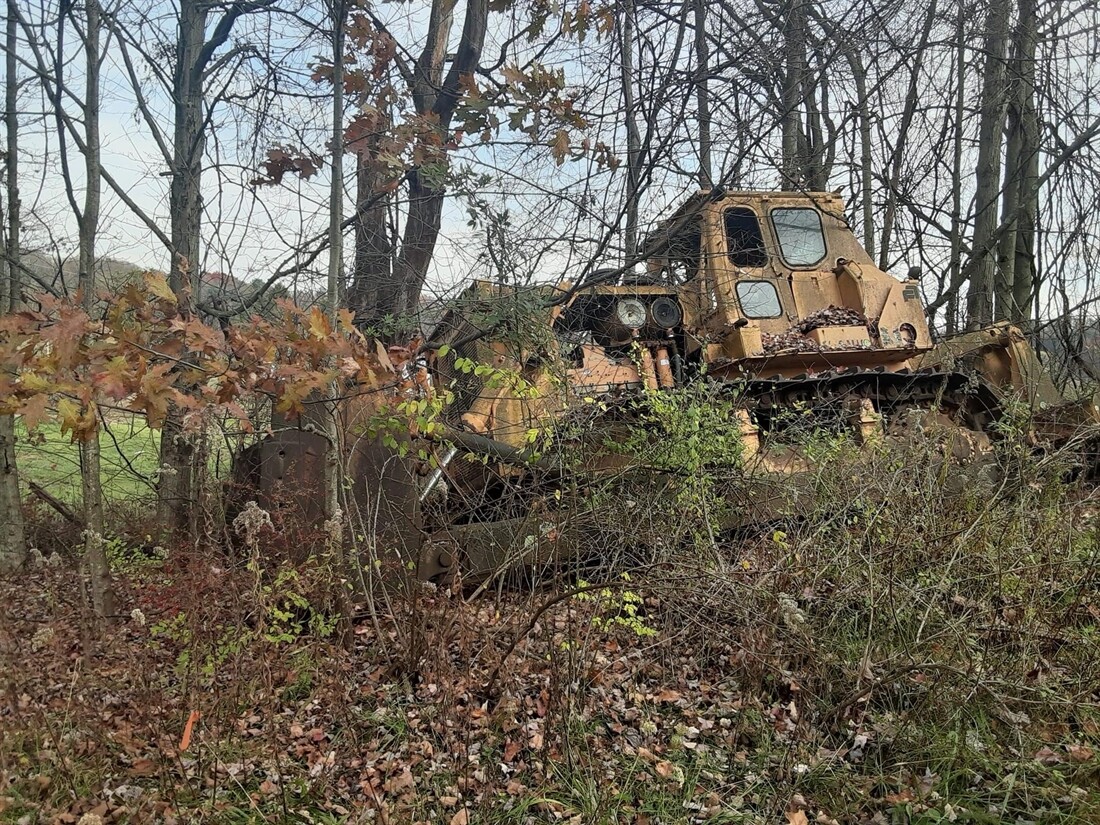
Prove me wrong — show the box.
[614,297,647,329]
[649,296,683,328]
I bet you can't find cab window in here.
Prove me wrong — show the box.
[736,280,782,318]
[771,207,827,267]
[724,208,768,267]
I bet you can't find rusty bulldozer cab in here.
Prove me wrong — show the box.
[432,191,976,457]
[233,189,1096,582]
[643,191,932,373]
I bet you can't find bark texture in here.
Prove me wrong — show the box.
[157,0,270,530]
[0,415,24,574]
[325,2,353,649]
[156,0,206,532]
[0,0,25,574]
[966,0,1011,329]
[780,0,807,189]
[996,0,1038,324]
[78,0,118,618]
[694,0,712,189]
[347,130,394,327]
[620,0,640,260]
[5,0,19,315]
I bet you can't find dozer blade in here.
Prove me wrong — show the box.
[229,428,426,580]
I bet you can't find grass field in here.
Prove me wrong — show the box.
[15,417,161,505]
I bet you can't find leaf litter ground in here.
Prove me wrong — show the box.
[2,550,1098,825]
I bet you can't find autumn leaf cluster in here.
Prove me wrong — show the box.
[0,274,398,439]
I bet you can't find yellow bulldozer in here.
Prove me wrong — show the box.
[233,188,1098,581]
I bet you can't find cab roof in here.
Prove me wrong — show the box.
[639,188,848,259]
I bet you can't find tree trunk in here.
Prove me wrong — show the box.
[347,133,394,327]
[780,0,806,190]
[966,0,1011,330]
[1012,87,1039,327]
[0,0,26,574]
[946,0,966,335]
[170,0,206,311]
[359,0,487,331]
[326,4,345,526]
[390,172,445,334]
[325,0,353,650]
[5,0,19,315]
[0,415,24,574]
[1002,0,1038,326]
[157,413,194,535]
[694,0,712,189]
[994,0,1037,322]
[848,51,874,254]
[157,0,209,532]
[994,153,1020,323]
[619,0,640,261]
[77,0,117,618]
[802,55,827,191]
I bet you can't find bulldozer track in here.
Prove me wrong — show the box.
[731,366,1003,433]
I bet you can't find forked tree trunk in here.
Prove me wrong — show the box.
[802,59,828,191]
[966,0,1011,329]
[780,0,806,189]
[998,0,1038,325]
[158,0,268,532]
[359,0,487,330]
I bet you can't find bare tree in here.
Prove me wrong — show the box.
[995,0,1039,324]
[74,0,117,617]
[323,0,353,649]
[157,0,275,534]
[966,0,1011,328]
[619,0,642,261]
[694,0,713,189]
[780,0,809,189]
[0,0,25,574]
[875,0,937,271]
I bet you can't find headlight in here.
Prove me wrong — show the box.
[614,298,647,329]
[649,296,682,328]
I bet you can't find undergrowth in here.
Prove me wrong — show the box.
[2,424,1099,824]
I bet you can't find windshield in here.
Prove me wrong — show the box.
[771,207,827,267]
